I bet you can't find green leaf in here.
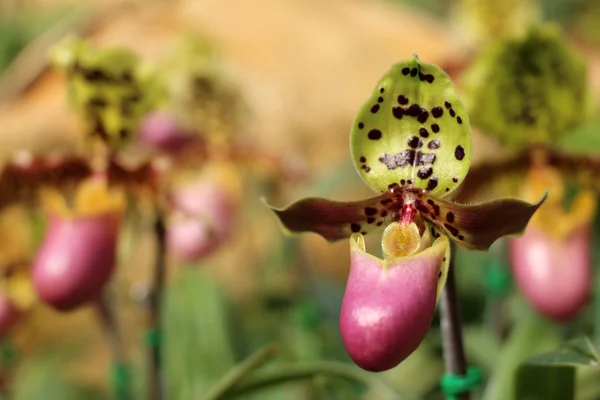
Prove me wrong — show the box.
[515,365,575,400]
[556,116,600,155]
[482,301,562,400]
[350,56,471,197]
[222,361,405,400]
[527,337,600,368]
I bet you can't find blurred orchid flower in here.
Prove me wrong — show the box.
[267,57,546,371]
[167,163,240,262]
[33,175,125,311]
[510,166,596,321]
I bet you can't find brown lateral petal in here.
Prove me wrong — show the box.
[411,188,548,250]
[264,192,403,242]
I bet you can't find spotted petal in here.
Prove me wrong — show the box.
[411,189,548,250]
[350,57,471,197]
[264,192,402,241]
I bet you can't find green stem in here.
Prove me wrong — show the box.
[147,210,167,400]
[95,294,132,400]
[221,361,404,400]
[439,244,469,400]
[203,346,279,400]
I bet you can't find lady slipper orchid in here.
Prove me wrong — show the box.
[510,166,596,321]
[33,176,125,311]
[266,57,546,371]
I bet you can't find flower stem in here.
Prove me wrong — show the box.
[95,293,131,400]
[147,210,166,400]
[439,244,469,400]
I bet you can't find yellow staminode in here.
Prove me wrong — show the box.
[524,166,597,240]
[381,222,421,258]
[40,177,126,218]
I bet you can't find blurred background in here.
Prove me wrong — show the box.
[0,0,600,399]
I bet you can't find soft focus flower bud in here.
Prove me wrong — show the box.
[340,228,448,372]
[33,177,124,311]
[137,111,196,153]
[167,165,238,262]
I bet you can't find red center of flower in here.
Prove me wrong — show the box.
[400,203,416,226]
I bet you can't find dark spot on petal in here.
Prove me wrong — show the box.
[371,104,380,113]
[419,72,426,81]
[457,116,462,124]
[419,128,429,138]
[400,179,406,185]
[418,108,429,123]
[402,67,410,76]
[380,210,388,217]
[392,106,404,119]
[449,108,456,117]
[407,179,413,185]
[364,167,371,172]
[431,124,440,133]
[446,212,455,223]
[88,97,108,108]
[458,235,464,240]
[428,139,441,149]
[388,183,399,190]
[443,257,446,261]
[438,271,442,278]
[398,95,409,105]
[380,87,385,93]
[360,156,366,162]
[444,223,459,237]
[361,231,367,235]
[407,136,423,149]
[378,96,384,103]
[452,177,458,183]
[367,217,375,224]
[365,207,378,216]
[368,129,382,140]
[425,74,434,83]
[455,145,465,160]
[408,104,420,117]
[358,122,364,129]
[445,188,450,192]
[418,167,433,179]
[351,224,361,233]
[381,198,393,205]
[426,177,438,191]
[410,68,418,77]
[376,221,383,226]
[432,107,443,118]
[444,101,452,109]
[427,199,434,205]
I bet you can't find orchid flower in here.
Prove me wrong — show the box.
[510,166,596,321]
[266,57,546,372]
[33,175,125,311]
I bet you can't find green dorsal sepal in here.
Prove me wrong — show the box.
[350,56,472,198]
